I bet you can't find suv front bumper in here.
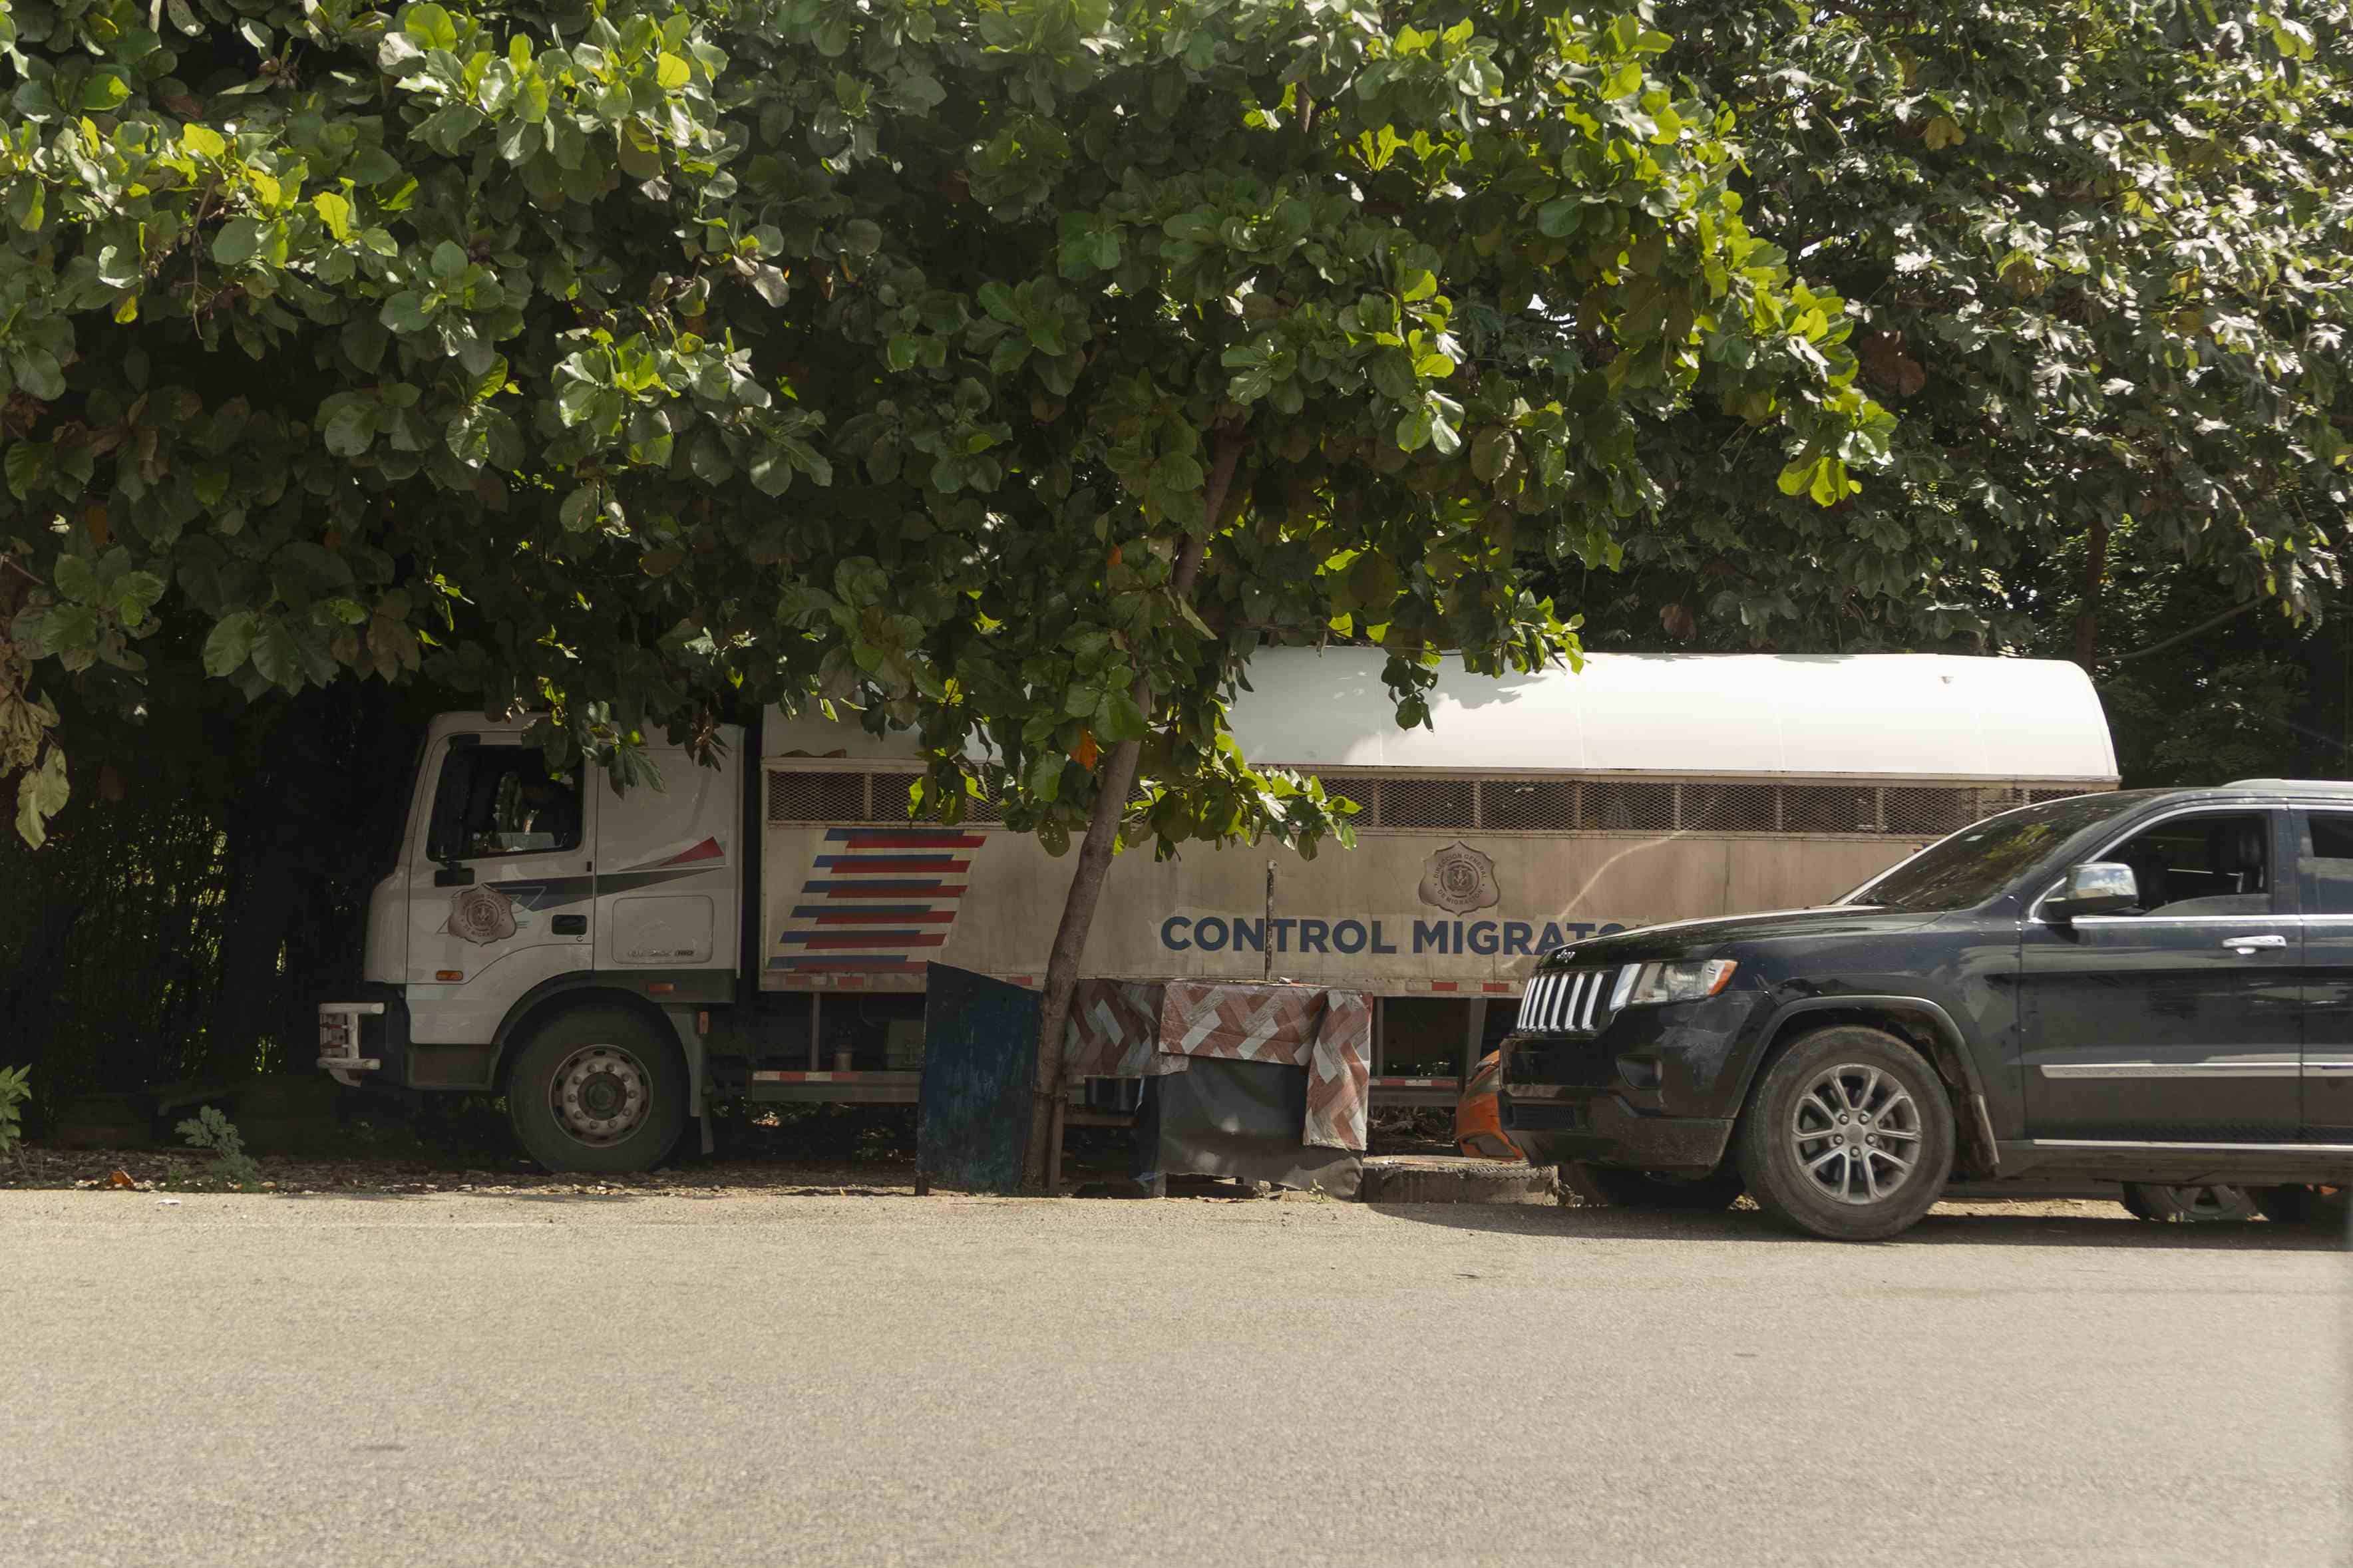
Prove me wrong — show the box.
[1502,990,1767,1173]
[1502,1086,1734,1172]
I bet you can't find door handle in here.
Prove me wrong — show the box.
[2221,934,2286,951]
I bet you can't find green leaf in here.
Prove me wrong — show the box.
[252,620,309,692]
[380,292,433,333]
[114,572,166,625]
[310,192,353,242]
[16,749,69,850]
[842,220,883,257]
[182,124,228,160]
[1775,455,1817,497]
[1026,747,1064,802]
[52,553,97,603]
[202,612,261,676]
[403,3,457,52]
[657,53,691,89]
[212,218,266,267]
[553,484,594,531]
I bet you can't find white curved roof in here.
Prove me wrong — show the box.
[767,648,2117,782]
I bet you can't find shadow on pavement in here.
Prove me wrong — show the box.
[1369,1199,2353,1251]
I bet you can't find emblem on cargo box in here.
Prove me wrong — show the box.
[1418,840,1499,915]
[447,885,518,946]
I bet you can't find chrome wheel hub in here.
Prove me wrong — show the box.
[551,1044,649,1146]
[1791,1063,1922,1206]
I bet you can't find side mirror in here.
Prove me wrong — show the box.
[2044,862,2137,921]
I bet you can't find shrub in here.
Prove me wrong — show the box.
[176,1105,263,1188]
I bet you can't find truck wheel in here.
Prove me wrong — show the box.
[506,1007,686,1174]
[2119,1183,2259,1223]
[1559,1162,1745,1210]
[1735,1025,1954,1242]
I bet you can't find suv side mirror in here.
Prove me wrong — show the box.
[2044,862,2137,921]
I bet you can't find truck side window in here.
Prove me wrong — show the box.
[425,746,582,862]
[2304,814,2353,915]
[2103,812,2270,917]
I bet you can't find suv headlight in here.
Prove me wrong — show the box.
[1610,959,1737,1009]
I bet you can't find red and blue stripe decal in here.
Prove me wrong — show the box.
[770,828,984,975]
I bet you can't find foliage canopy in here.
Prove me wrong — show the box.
[1,0,1875,850]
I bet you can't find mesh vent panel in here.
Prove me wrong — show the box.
[767,770,864,824]
[1580,782,1676,832]
[1380,776,1478,828]
[1883,786,1978,838]
[868,771,924,825]
[1678,784,1777,833]
[766,764,2105,835]
[1781,786,1879,834]
[1480,780,1576,832]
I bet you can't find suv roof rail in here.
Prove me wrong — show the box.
[2223,778,2353,792]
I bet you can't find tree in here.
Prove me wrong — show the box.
[1,0,1877,1183]
[1550,0,2353,657]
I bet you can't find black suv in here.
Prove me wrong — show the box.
[1501,781,2353,1240]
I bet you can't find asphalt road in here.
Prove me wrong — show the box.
[6,1191,2348,1568]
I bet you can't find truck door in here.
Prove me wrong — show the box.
[2020,807,2300,1141]
[405,735,596,1037]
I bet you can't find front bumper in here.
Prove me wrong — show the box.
[1501,1088,1733,1173]
[1501,989,1767,1173]
[316,986,411,1088]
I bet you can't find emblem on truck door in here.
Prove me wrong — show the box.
[1418,840,1500,915]
[447,885,519,945]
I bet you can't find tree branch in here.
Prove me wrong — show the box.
[2105,599,2259,667]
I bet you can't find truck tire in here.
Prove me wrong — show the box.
[505,1007,687,1174]
[1735,1025,1955,1242]
[1559,1162,1745,1210]
[2119,1183,2259,1223]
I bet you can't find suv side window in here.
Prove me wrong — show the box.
[2301,812,2353,915]
[2101,811,2273,917]
[425,746,582,862]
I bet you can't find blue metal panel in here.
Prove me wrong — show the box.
[916,964,1040,1193]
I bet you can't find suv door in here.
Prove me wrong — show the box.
[2292,808,2353,1142]
[2020,806,2301,1141]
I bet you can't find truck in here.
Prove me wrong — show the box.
[315,647,2119,1172]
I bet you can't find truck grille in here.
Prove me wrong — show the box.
[1517,967,1618,1034]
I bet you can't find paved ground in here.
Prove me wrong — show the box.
[6,1191,2348,1568]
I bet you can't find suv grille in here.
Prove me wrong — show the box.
[1517,966,1619,1034]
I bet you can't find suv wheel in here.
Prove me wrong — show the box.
[1560,1163,1745,1210]
[2119,1183,2259,1223]
[2254,1184,2352,1232]
[1735,1025,1955,1241]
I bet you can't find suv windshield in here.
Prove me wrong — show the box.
[1845,794,2139,911]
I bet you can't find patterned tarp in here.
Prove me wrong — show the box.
[1062,979,1372,1152]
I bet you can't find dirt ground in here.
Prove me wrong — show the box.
[0,1140,2172,1223]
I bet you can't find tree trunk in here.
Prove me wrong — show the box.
[1020,429,1246,1189]
[2074,516,2109,670]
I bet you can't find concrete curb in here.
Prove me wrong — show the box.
[1358,1157,1560,1204]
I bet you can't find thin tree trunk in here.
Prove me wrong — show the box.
[2074,516,2109,670]
[1021,428,1246,1189]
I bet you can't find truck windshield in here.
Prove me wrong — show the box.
[1845,794,2138,911]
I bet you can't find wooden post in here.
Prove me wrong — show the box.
[1262,861,1276,982]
